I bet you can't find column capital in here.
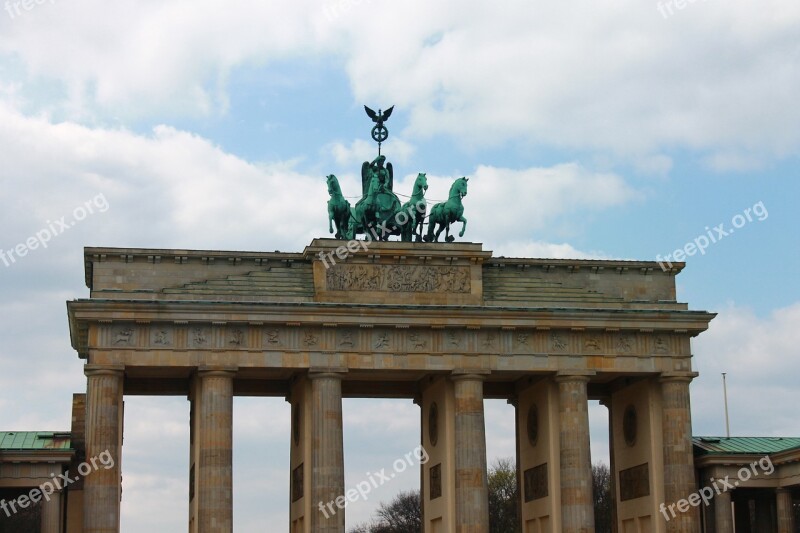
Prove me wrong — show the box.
[554,370,595,383]
[197,365,237,378]
[451,369,491,382]
[308,367,348,380]
[84,364,125,377]
[658,371,699,384]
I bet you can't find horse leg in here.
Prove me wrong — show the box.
[424,217,435,242]
[444,222,456,243]
[336,211,346,239]
[434,222,446,242]
[328,204,335,235]
[458,215,467,238]
[415,208,426,242]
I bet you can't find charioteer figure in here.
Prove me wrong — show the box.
[325,105,467,243]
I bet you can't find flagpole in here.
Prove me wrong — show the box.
[722,373,730,438]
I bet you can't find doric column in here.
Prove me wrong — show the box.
[714,487,734,533]
[555,371,595,533]
[452,373,489,533]
[659,373,699,532]
[40,488,62,533]
[196,368,235,533]
[84,364,124,533]
[776,488,795,533]
[310,371,345,533]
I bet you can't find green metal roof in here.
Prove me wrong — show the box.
[693,436,800,456]
[0,432,72,451]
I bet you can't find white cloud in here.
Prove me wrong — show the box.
[633,154,674,179]
[327,136,416,168]
[491,240,613,260]
[0,101,327,254]
[691,302,800,437]
[0,0,322,117]
[703,151,764,173]
[458,163,639,244]
[0,102,634,262]
[1,0,799,160]
[0,101,638,377]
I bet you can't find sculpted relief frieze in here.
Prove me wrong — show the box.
[325,264,471,293]
[95,322,686,358]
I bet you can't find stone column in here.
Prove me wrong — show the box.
[40,488,62,533]
[659,373,699,532]
[713,486,734,533]
[84,364,124,533]
[776,488,795,533]
[452,373,489,533]
[310,371,345,533]
[555,371,595,533]
[196,368,235,533]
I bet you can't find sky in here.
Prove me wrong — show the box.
[0,0,798,530]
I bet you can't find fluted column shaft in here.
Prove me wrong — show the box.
[453,374,489,533]
[40,488,62,533]
[84,365,124,533]
[714,487,734,533]
[310,372,345,533]
[197,369,234,533]
[660,374,700,532]
[777,488,795,533]
[556,372,595,533]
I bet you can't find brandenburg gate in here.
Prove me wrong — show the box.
[67,239,714,532]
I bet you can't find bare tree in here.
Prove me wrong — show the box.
[593,462,612,533]
[349,490,421,533]
[488,458,520,533]
[350,459,612,533]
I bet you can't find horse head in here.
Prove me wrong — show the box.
[449,177,468,200]
[326,174,341,196]
[414,173,429,195]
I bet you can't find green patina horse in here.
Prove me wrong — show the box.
[424,177,468,243]
[352,171,401,241]
[399,173,428,242]
[326,174,352,240]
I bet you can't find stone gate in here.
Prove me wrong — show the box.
[66,239,714,532]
